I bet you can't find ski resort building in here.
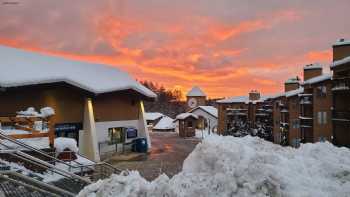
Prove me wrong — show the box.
[331,39,350,147]
[301,65,332,144]
[0,45,156,161]
[217,90,273,138]
[272,64,333,147]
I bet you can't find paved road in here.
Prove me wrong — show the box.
[108,132,200,180]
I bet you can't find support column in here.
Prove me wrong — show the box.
[80,98,100,162]
[138,101,152,149]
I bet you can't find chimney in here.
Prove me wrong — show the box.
[333,38,350,61]
[303,63,323,81]
[249,90,261,101]
[285,77,300,92]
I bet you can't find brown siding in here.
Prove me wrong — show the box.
[287,96,300,145]
[272,98,281,143]
[333,45,350,61]
[312,81,333,142]
[285,83,299,92]
[93,92,140,122]
[304,69,322,81]
[0,83,86,124]
[217,103,227,134]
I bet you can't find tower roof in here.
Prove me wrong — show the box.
[186,86,206,97]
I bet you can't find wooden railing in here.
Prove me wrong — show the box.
[0,116,55,146]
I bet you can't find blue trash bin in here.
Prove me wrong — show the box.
[134,138,148,153]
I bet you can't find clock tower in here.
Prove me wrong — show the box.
[186,86,207,111]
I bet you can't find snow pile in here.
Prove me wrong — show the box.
[40,107,55,117]
[54,137,79,153]
[17,107,40,117]
[78,135,350,197]
[17,107,55,118]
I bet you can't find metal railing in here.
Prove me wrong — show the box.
[0,129,122,194]
[0,171,75,197]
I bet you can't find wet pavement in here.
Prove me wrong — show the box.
[106,132,200,181]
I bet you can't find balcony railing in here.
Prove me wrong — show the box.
[299,116,313,127]
[332,111,350,121]
[300,96,312,105]
[332,77,350,92]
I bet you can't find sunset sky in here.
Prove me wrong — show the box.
[0,0,349,98]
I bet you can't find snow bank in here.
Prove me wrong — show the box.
[78,136,350,197]
[54,137,79,153]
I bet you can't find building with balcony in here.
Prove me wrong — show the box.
[301,65,332,144]
[217,90,271,137]
[330,39,350,147]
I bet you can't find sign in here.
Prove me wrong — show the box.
[55,123,82,133]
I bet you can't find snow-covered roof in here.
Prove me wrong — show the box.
[269,92,285,99]
[304,63,322,70]
[0,45,156,98]
[145,112,164,121]
[186,86,206,97]
[191,106,218,118]
[285,77,300,84]
[176,113,198,120]
[217,96,268,104]
[331,56,350,68]
[333,38,350,47]
[286,87,304,98]
[303,74,331,85]
[153,116,175,130]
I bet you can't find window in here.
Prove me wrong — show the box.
[187,121,193,128]
[316,85,327,97]
[317,112,327,125]
[108,127,125,144]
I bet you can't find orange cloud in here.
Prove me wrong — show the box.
[0,8,318,99]
[306,50,332,62]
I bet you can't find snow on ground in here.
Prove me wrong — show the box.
[0,157,64,182]
[54,137,79,153]
[195,129,215,139]
[78,135,350,197]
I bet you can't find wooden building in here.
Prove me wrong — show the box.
[271,77,302,146]
[175,113,198,138]
[0,45,156,161]
[330,39,350,147]
[188,106,218,133]
[217,90,271,136]
[186,86,207,111]
[301,65,332,144]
